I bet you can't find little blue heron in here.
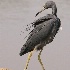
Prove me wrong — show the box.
[19,1,61,70]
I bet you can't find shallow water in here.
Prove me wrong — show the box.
[0,0,70,70]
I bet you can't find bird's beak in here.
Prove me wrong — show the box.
[35,7,46,17]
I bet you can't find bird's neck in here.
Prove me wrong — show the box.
[52,5,57,17]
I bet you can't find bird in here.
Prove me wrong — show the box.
[19,1,61,70]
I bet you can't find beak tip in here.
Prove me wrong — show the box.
[35,12,40,17]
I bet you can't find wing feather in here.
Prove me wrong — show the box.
[19,14,58,55]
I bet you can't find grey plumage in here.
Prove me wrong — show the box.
[19,1,61,56]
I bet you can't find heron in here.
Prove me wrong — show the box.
[19,1,61,70]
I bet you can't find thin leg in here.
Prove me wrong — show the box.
[24,48,36,70]
[38,48,45,70]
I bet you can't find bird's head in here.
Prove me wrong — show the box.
[35,1,56,17]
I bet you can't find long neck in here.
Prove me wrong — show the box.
[52,5,57,16]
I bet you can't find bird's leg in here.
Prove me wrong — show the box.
[38,48,45,70]
[24,48,36,70]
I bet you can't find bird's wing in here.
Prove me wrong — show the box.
[24,20,54,52]
[28,15,56,40]
[27,18,55,43]
[20,18,56,55]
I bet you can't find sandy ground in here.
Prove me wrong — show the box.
[0,0,70,70]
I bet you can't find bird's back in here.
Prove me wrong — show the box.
[19,14,61,56]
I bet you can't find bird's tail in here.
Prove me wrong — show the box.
[19,44,27,56]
